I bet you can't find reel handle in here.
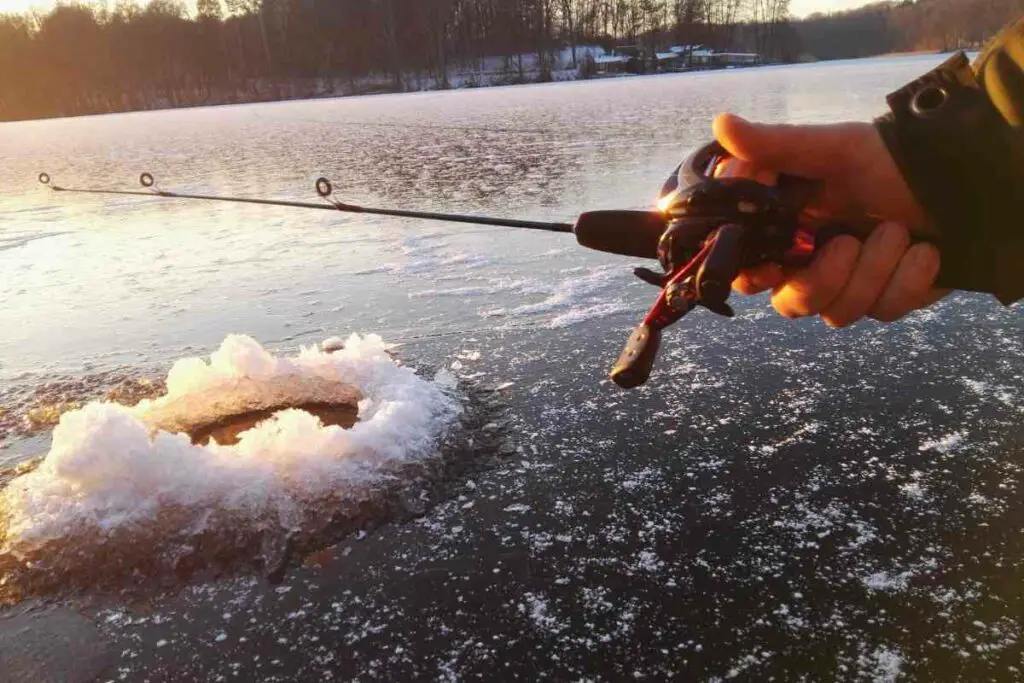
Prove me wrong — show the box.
[696,223,745,305]
[609,324,662,389]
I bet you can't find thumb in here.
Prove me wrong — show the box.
[712,113,859,178]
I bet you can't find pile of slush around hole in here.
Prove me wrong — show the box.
[0,334,464,603]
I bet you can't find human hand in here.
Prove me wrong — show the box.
[712,113,948,326]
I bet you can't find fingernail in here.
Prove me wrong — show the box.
[911,243,940,268]
[825,233,859,257]
[876,222,898,241]
[876,222,908,247]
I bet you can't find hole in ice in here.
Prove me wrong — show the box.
[0,334,485,605]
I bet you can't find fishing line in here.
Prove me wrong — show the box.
[38,172,575,234]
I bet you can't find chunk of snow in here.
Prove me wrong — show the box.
[0,334,461,544]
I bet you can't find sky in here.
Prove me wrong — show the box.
[0,0,199,14]
[0,0,875,20]
[789,0,878,17]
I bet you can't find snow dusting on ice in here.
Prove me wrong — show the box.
[859,647,904,682]
[918,431,966,453]
[406,262,633,330]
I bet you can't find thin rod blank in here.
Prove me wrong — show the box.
[44,182,574,233]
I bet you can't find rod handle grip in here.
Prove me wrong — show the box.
[573,210,665,259]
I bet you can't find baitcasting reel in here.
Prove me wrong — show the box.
[607,141,833,389]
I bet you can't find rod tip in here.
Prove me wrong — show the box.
[139,172,155,188]
[38,172,50,185]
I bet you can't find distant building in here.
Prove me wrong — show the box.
[669,45,715,65]
[710,52,762,66]
[613,45,643,59]
[594,54,632,74]
[468,42,760,80]
[668,45,760,67]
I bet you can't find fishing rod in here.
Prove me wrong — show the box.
[37,144,948,389]
[39,170,669,255]
[39,172,578,233]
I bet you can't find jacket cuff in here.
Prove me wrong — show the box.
[874,52,1024,305]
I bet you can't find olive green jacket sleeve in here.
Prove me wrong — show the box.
[875,20,1024,304]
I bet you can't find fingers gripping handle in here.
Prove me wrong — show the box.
[785,220,932,270]
[609,324,662,389]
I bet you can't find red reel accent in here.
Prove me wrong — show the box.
[641,240,713,328]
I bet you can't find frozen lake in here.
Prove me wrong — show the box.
[0,55,1022,681]
[0,55,988,388]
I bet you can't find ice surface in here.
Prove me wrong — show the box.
[2,56,1021,678]
[0,333,461,556]
[547,302,630,329]
[407,263,632,330]
[482,265,622,319]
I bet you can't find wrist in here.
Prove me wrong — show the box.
[874,53,1024,304]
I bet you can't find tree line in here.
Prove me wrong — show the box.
[0,0,791,121]
[799,0,1024,61]
[0,0,1020,121]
